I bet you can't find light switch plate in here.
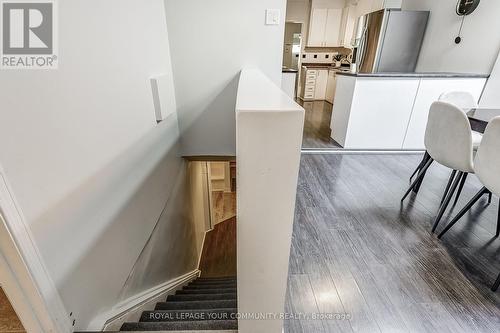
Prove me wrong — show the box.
[265,9,280,25]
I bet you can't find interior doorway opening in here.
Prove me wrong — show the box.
[187,159,237,278]
[207,161,236,228]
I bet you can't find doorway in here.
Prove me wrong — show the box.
[282,22,303,72]
[207,161,236,227]
[187,160,237,278]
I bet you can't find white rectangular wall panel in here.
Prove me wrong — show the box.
[151,74,177,122]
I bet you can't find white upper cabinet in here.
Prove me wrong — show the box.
[307,8,343,47]
[324,9,342,46]
[356,0,402,17]
[307,0,402,48]
[308,8,328,47]
[371,0,385,12]
[338,5,357,48]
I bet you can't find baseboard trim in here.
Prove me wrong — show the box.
[197,231,207,270]
[0,166,72,333]
[90,269,200,331]
[301,149,425,155]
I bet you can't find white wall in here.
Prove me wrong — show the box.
[116,164,201,303]
[0,0,199,330]
[402,0,500,74]
[236,69,304,333]
[164,0,287,156]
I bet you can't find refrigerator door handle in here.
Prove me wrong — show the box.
[357,26,368,70]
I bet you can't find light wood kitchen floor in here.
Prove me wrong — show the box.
[0,287,25,333]
[285,153,500,333]
[297,100,341,149]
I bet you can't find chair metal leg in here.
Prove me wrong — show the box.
[441,170,457,205]
[496,199,500,238]
[453,173,469,206]
[492,272,500,291]
[438,187,489,238]
[402,158,434,202]
[410,153,428,183]
[432,172,464,232]
[413,152,431,194]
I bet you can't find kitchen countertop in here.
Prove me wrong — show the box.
[336,72,489,78]
[302,63,351,70]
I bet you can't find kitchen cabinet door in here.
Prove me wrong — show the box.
[402,78,486,149]
[308,8,328,47]
[324,9,342,47]
[340,6,357,48]
[326,71,336,104]
[344,78,420,149]
[314,70,328,100]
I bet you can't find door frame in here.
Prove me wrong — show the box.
[0,165,71,333]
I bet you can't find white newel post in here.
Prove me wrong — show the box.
[236,69,305,333]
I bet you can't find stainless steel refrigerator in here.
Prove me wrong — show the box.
[353,9,429,73]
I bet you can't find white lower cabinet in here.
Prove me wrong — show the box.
[331,75,487,149]
[314,70,328,100]
[338,77,420,149]
[281,72,298,99]
[325,70,337,104]
[300,68,329,101]
[402,78,486,149]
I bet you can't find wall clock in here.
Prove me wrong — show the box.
[455,0,481,44]
[456,0,481,15]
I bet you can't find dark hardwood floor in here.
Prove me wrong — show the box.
[285,153,500,333]
[199,217,236,278]
[297,100,341,149]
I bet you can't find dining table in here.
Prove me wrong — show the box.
[467,108,500,133]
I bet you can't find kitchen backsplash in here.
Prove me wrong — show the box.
[302,52,338,64]
[301,48,352,64]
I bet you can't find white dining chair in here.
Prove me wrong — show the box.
[402,102,488,232]
[439,91,477,110]
[439,91,483,147]
[438,116,500,291]
[408,92,482,196]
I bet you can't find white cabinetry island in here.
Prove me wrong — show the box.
[330,72,488,149]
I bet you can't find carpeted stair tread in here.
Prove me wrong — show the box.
[120,276,238,331]
[140,308,237,322]
[197,276,236,281]
[176,288,237,295]
[155,299,237,310]
[190,278,236,282]
[189,279,236,284]
[188,282,238,288]
[120,319,238,331]
[188,283,237,288]
[197,279,236,282]
[167,293,236,302]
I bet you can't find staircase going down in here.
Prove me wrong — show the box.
[120,276,238,331]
